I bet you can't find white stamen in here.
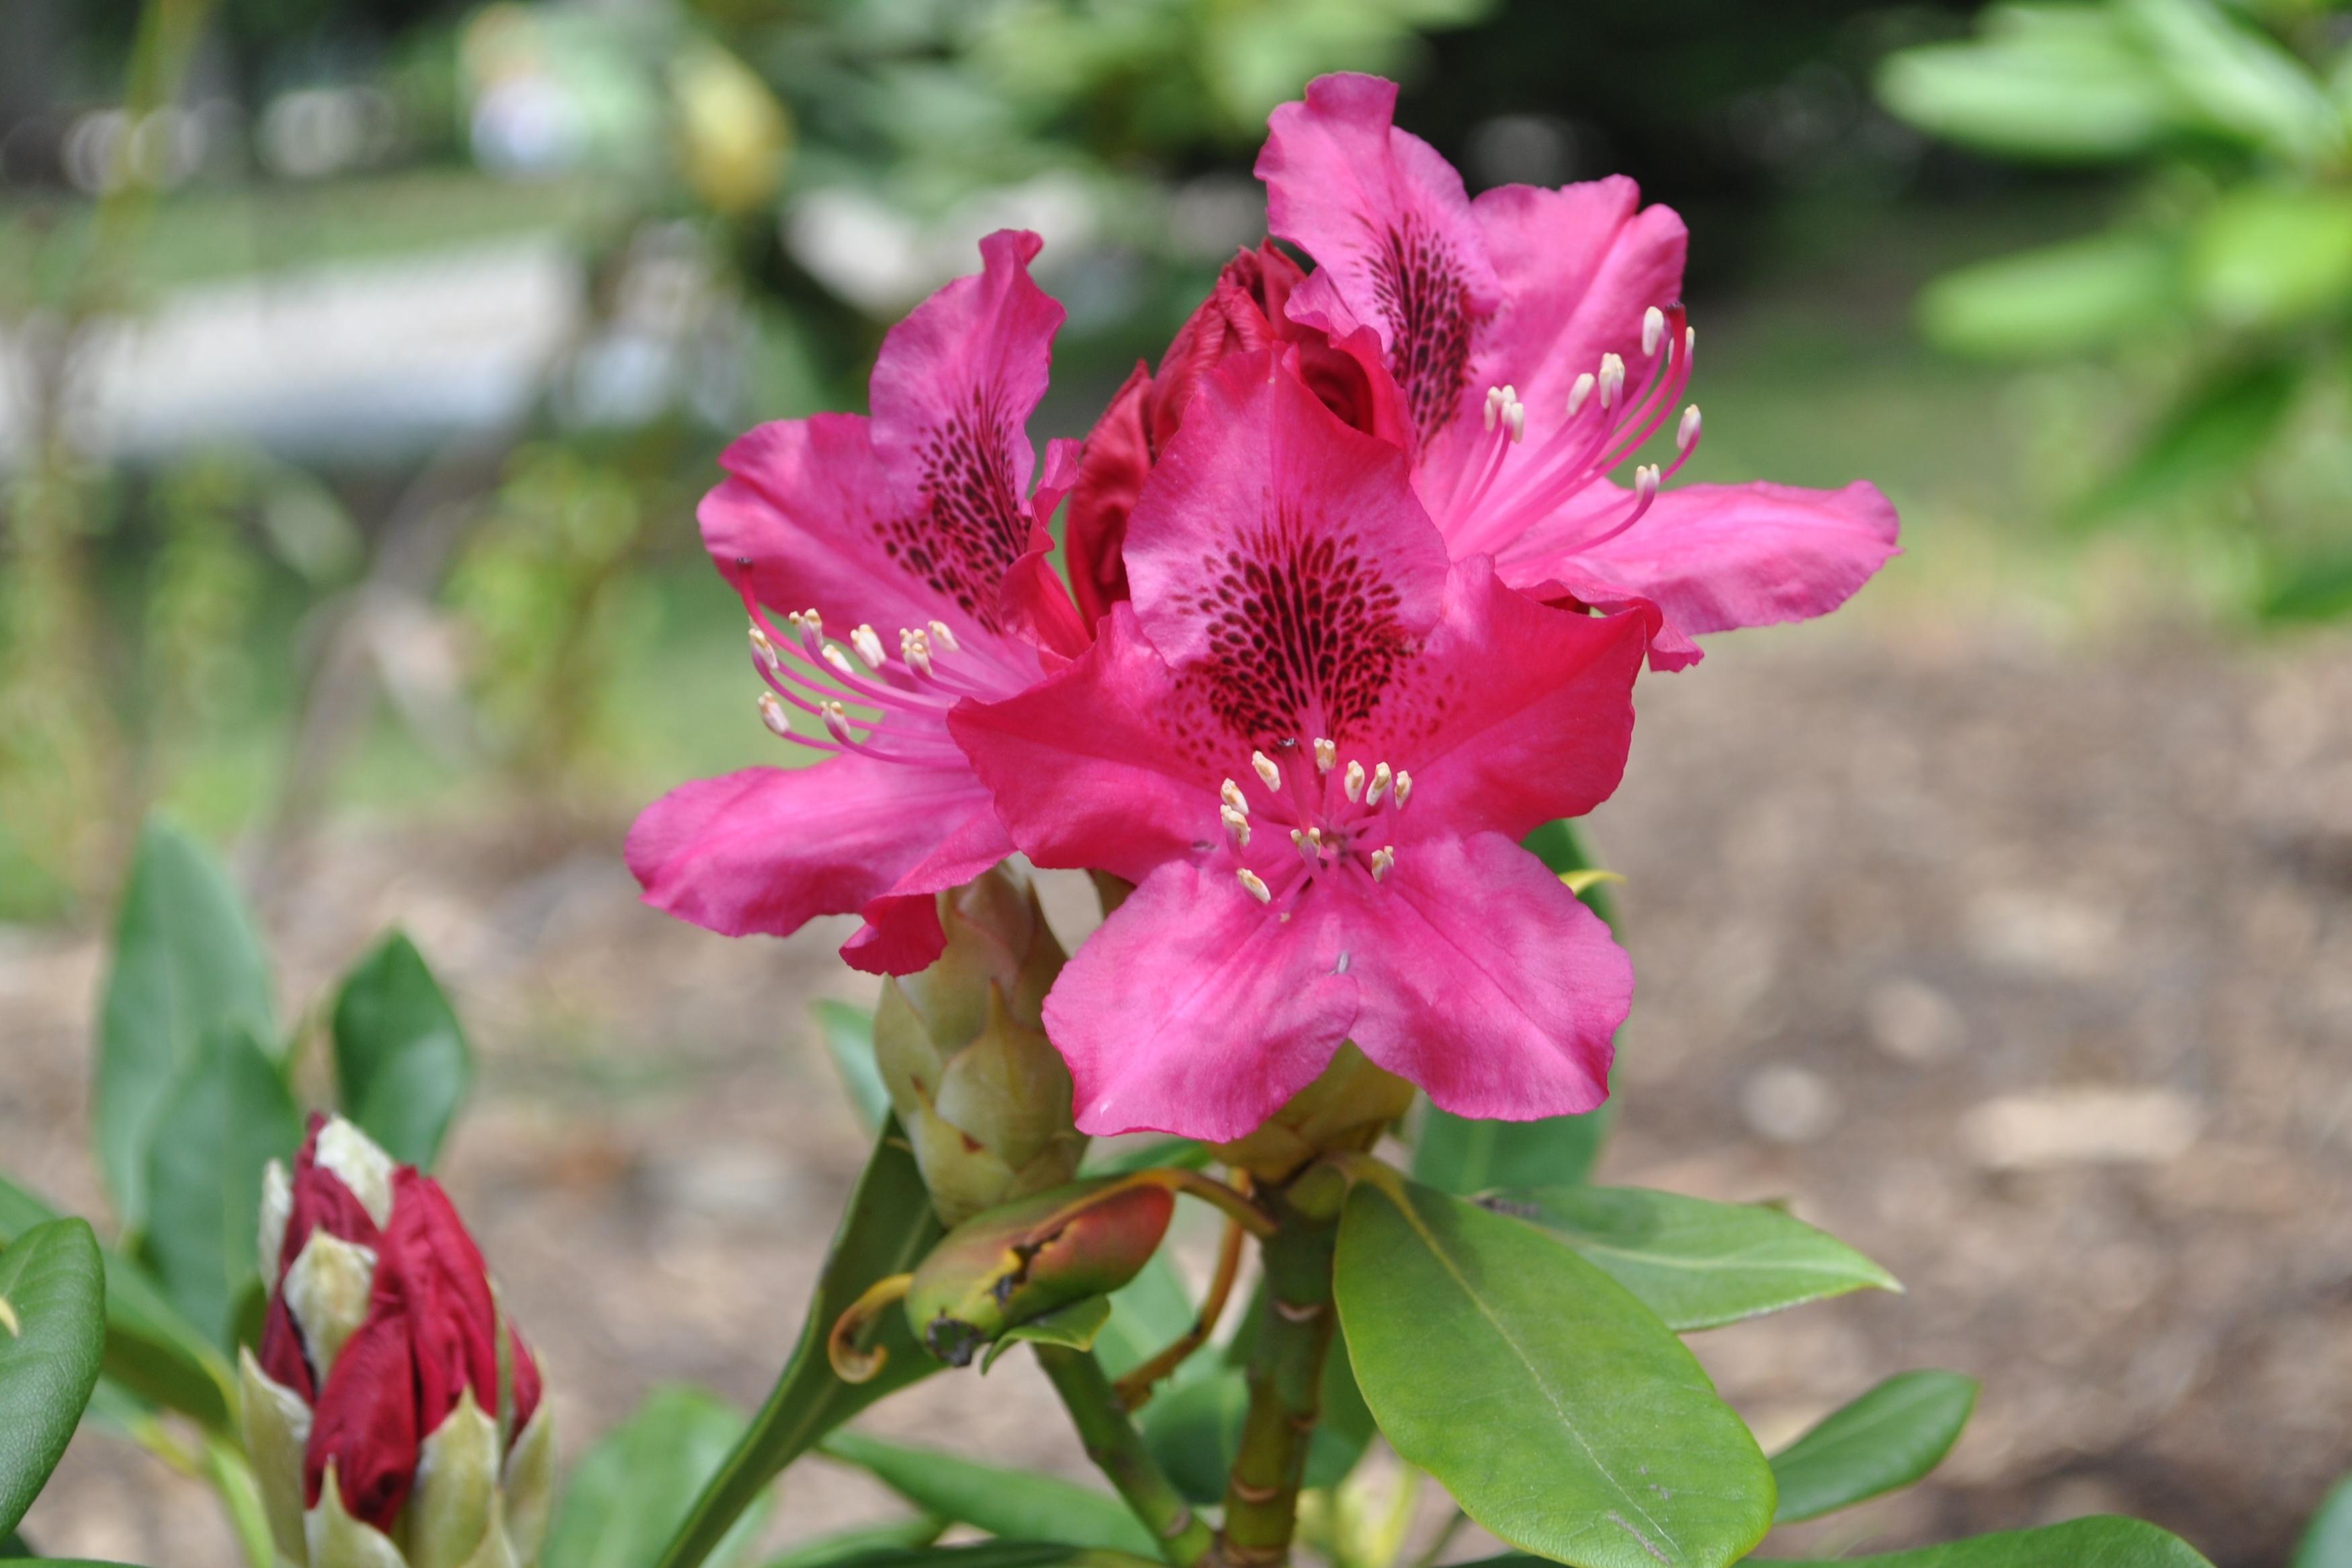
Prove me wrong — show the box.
[749,625,779,669]
[1220,778,1250,815]
[1567,373,1596,417]
[851,624,884,670]
[1313,738,1336,774]
[1598,353,1625,411]
[1677,404,1702,454]
[1483,385,1504,431]
[1252,750,1282,791]
[1237,868,1272,904]
[1635,462,1660,500]
[928,619,960,653]
[900,628,933,676]
[1643,306,1665,357]
[1393,769,1414,808]
[800,609,824,639]
[822,645,856,678]
[1684,324,1696,363]
[1504,398,1525,443]
[758,691,791,738]
[1368,845,1395,882]
[821,700,854,742]
[1290,826,1323,864]
[1222,806,1252,848]
[1368,761,1393,806]
[1344,760,1366,803]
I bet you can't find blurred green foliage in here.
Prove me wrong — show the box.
[1879,0,2352,619]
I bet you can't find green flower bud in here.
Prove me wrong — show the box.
[877,867,1085,1225]
[904,1177,1175,1367]
[1212,1043,1415,1182]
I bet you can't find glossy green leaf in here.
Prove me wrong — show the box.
[2189,187,2352,329]
[0,1530,26,1557]
[820,1430,1156,1557]
[545,1385,771,1568]
[2296,1473,2352,1568]
[1494,1186,1899,1332]
[981,1296,1111,1372]
[1877,17,2180,163]
[813,1000,889,1135]
[333,931,472,1170]
[1770,1371,1979,1522]
[136,1030,302,1349]
[95,819,277,1232]
[0,1219,105,1536]
[1140,1306,1375,1508]
[655,1118,945,1568]
[809,1546,1154,1568]
[756,1516,945,1568]
[0,1176,234,1431]
[1919,234,2181,361]
[2122,0,2343,167]
[1459,1516,2212,1568]
[2081,359,2302,520]
[1337,1179,1774,1568]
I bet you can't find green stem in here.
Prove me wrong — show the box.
[1219,1188,1340,1567]
[202,1433,278,1568]
[1035,1343,1214,1568]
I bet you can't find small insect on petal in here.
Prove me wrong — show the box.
[1643,305,1665,357]
[1237,868,1272,904]
[758,691,791,738]
[1344,760,1366,803]
[1252,750,1283,791]
[1313,738,1336,774]
[1221,778,1251,815]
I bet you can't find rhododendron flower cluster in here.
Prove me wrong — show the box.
[632,71,1900,1145]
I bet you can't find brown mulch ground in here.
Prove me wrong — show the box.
[7,615,2350,1567]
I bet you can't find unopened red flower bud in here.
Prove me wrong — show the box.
[239,1115,553,1568]
[904,1176,1175,1367]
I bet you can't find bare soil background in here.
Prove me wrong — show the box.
[7,615,2351,1567]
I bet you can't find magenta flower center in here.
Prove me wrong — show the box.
[1215,734,1412,914]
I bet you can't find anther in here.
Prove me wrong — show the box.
[1635,463,1660,500]
[749,625,779,669]
[821,701,854,742]
[1222,807,1252,848]
[1313,738,1336,773]
[1643,305,1665,357]
[1598,353,1625,411]
[1368,761,1393,806]
[928,619,959,653]
[800,609,824,638]
[1369,845,1395,882]
[1677,404,1702,454]
[1252,750,1282,791]
[1393,769,1413,808]
[822,645,856,679]
[900,628,933,677]
[850,625,884,669]
[1684,324,1696,362]
[1344,760,1366,803]
[1221,778,1250,815]
[757,691,791,738]
[1483,385,1505,431]
[1567,372,1596,417]
[1237,868,1272,904]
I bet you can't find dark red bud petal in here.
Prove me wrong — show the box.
[380,1168,500,1433]
[510,1322,543,1432]
[279,1113,382,1279]
[257,1290,315,1405]
[1063,366,1152,627]
[304,1303,420,1530]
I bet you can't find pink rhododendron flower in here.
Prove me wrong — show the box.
[627,230,1089,975]
[1072,74,1898,670]
[952,349,1649,1141]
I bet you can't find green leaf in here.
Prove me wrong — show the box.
[1919,234,2181,361]
[1082,1139,1211,1178]
[1141,1311,1375,1507]
[1460,1516,2214,1568]
[1522,819,1618,926]
[0,1530,26,1558]
[332,932,472,1170]
[803,1547,1153,1568]
[1770,1371,1979,1522]
[96,819,277,1232]
[135,1030,302,1349]
[2189,187,2352,329]
[813,1001,889,1135]
[1336,1178,1774,1568]
[655,1118,945,1568]
[1090,1254,1194,1383]
[2296,1473,2352,1568]
[820,1431,1156,1557]
[2081,358,2302,520]
[0,1176,234,1431]
[756,1516,946,1568]
[0,1219,106,1537]
[1493,1186,1900,1332]
[1876,15,2181,163]
[1415,1109,1610,1194]
[2259,549,2352,625]
[545,1385,772,1568]
[981,1296,1111,1372]
[2121,0,2344,167]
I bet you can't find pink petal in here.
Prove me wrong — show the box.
[949,605,1221,885]
[1372,557,1649,842]
[1342,831,1628,1121]
[840,797,1018,975]
[625,752,1008,973]
[1259,73,1501,449]
[998,437,1093,660]
[1122,349,1450,743]
[1504,478,1901,662]
[1043,859,1359,1139]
